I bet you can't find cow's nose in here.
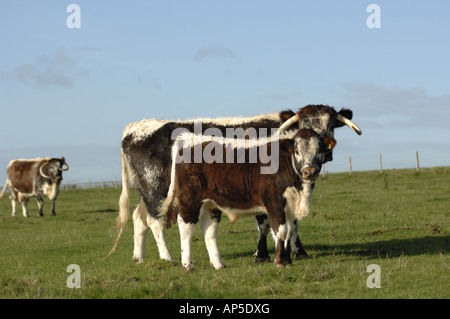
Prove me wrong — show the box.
[302,167,318,180]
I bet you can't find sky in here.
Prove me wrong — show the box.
[1,1,449,184]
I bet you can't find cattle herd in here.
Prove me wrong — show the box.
[1,104,362,269]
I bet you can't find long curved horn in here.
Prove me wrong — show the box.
[59,161,69,171]
[337,114,362,135]
[277,114,299,133]
[39,162,51,179]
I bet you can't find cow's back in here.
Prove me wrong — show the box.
[7,159,41,194]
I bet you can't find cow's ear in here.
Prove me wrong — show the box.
[322,136,336,151]
[279,110,296,123]
[337,108,353,120]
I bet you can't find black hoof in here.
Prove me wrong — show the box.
[255,256,271,263]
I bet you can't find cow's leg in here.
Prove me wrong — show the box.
[11,196,17,217]
[133,199,173,262]
[273,235,292,267]
[36,194,44,217]
[177,214,196,270]
[254,215,271,263]
[291,220,309,259]
[21,198,30,218]
[50,186,59,216]
[270,223,292,267]
[147,215,173,261]
[267,198,293,267]
[199,206,224,269]
[10,190,18,217]
[50,198,56,216]
[11,199,17,217]
[290,182,314,259]
[148,214,173,261]
[132,200,149,263]
[271,227,292,266]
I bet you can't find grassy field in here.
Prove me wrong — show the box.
[0,167,448,299]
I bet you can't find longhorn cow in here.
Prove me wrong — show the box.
[159,128,337,268]
[0,157,69,217]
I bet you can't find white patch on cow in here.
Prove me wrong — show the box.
[270,222,292,251]
[275,223,288,241]
[296,135,321,170]
[132,199,173,263]
[11,199,17,217]
[132,199,150,263]
[14,187,35,197]
[283,183,312,221]
[318,113,332,135]
[175,129,295,151]
[300,113,332,136]
[8,158,50,167]
[122,119,168,143]
[299,182,313,217]
[147,214,173,261]
[185,112,280,127]
[42,182,59,200]
[21,200,29,217]
[178,214,196,270]
[199,205,225,269]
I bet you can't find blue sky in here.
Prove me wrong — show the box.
[1,1,449,183]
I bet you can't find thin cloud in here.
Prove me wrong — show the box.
[194,45,237,62]
[37,51,76,67]
[264,91,302,101]
[14,64,74,88]
[12,50,77,88]
[340,82,450,129]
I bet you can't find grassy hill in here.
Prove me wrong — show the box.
[0,167,448,299]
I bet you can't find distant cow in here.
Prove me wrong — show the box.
[159,128,337,269]
[107,104,361,263]
[0,157,69,217]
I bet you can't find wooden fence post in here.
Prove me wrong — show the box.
[379,154,383,173]
[416,151,420,172]
[322,164,325,178]
[349,156,352,176]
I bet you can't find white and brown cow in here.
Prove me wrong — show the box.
[158,128,337,269]
[107,104,361,263]
[0,157,69,217]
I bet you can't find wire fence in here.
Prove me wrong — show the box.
[60,178,121,191]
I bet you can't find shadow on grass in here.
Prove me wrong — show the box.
[221,235,449,261]
[87,208,117,213]
[309,235,449,259]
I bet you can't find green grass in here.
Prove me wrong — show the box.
[0,167,448,299]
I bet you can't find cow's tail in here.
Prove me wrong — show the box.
[103,150,130,260]
[157,142,179,218]
[0,178,10,200]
